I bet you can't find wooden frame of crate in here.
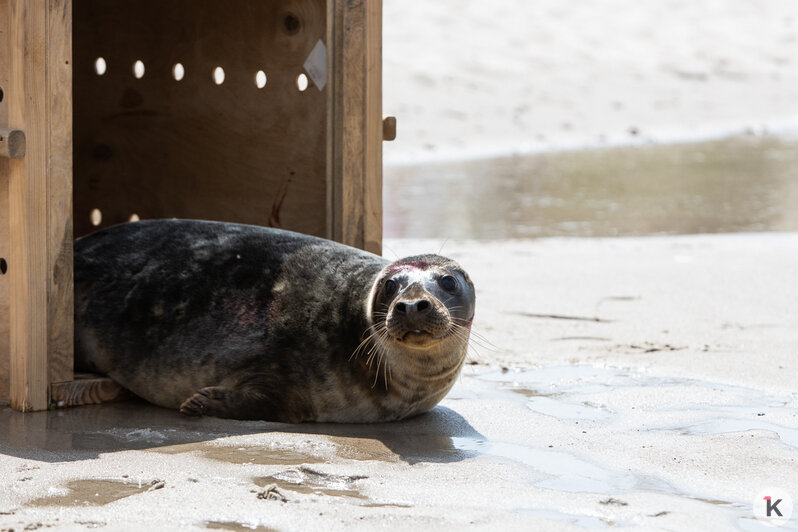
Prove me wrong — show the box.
[0,0,390,411]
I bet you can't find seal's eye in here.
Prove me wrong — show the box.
[384,279,398,297]
[439,275,458,292]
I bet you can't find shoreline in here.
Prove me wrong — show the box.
[383,135,798,240]
[383,121,798,167]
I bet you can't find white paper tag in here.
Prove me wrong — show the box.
[303,40,327,91]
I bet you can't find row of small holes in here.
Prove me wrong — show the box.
[89,209,141,227]
[94,57,307,91]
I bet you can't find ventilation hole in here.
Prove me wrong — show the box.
[284,13,301,34]
[133,60,145,79]
[90,208,103,227]
[296,73,308,92]
[94,57,107,76]
[172,63,185,81]
[213,67,225,85]
[129,213,140,222]
[255,71,267,89]
[0,86,4,102]
[0,258,7,275]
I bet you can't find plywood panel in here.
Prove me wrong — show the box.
[73,0,328,238]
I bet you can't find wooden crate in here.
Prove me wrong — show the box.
[0,0,388,411]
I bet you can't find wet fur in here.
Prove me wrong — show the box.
[74,220,474,423]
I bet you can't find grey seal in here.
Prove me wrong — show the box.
[74,220,476,423]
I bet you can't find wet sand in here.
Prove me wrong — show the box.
[385,135,798,239]
[1,233,796,531]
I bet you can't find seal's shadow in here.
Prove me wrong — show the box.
[0,401,483,464]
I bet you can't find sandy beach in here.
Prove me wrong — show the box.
[1,234,797,530]
[2,0,798,530]
[383,0,798,164]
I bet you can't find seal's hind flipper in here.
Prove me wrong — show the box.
[179,386,252,418]
[178,386,306,422]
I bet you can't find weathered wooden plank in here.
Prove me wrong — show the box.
[0,0,11,403]
[363,0,382,255]
[327,0,383,254]
[50,374,129,408]
[340,0,365,250]
[46,0,74,386]
[8,0,49,411]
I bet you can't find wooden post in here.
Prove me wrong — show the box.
[327,0,383,255]
[0,0,9,403]
[2,0,73,411]
[45,0,74,392]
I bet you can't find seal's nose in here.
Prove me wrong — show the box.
[395,299,431,315]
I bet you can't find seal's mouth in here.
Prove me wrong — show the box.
[399,330,430,341]
[396,328,452,345]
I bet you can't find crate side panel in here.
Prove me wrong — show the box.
[73,0,328,238]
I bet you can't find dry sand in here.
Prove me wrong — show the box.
[383,0,798,164]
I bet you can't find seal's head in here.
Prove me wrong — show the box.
[368,255,476,352]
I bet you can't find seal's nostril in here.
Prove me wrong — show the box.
[396,302,407,314]
[416,300,430,312]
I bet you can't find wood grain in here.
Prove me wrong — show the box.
[363,0,383,255]
[1,0,384,410]
[50,374,129,407]
[72,0,328,238]
[0,0,11,403]
[46,0,73,387]
[328,0,364,248]
[327,0,383,254]
[8,0,50,411]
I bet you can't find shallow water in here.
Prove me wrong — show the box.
[156,442,325,466]
[476,365,798,454]
[253,467,369,501]
[458,366,798,530]
[205,522,278,532]
[385,135,798,239]
[28,478,157,507]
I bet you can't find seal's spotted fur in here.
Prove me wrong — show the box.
[74,220,475,422]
